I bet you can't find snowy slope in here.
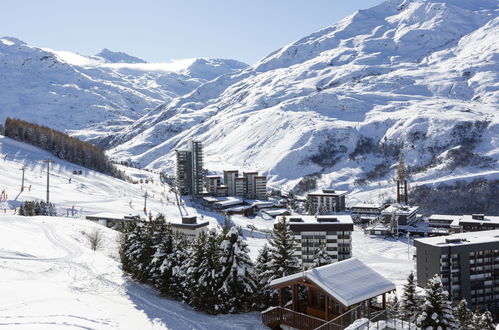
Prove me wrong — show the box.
[109,0,498,199]
[0,215,267,330]
[0,37,248,142]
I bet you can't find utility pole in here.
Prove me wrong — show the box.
[20,166,26,192]
[43,159,53,204]
[143,191,148,212]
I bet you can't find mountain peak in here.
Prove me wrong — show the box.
[95,48,147,64]
[0,36,26,46]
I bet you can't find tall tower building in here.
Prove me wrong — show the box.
[175,140,204,196]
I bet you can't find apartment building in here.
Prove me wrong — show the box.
[223,170,239,196]
[306,189,347,214]
[243,171,258,199]
[205,175,221,196]
[235,177,247,197]
[283,215,353,268]
[254,175,267,200]
[175,140,203,196]
[414,230,499,317]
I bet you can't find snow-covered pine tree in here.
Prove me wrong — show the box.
[471,310,495,330]
[148,215,174,291]
[268,217,300,280]
[183,229,222,314]
[261,217,300,305]
[124,220,156,282]
[254,243,274,309]
[218,226,256,313]
[416,275,458,329]
[387,294,400,319]
[401,271,420,319]
[310,244,333,269]
[168,231,189,300]
[454,298,473,329]
[119,218,139,275]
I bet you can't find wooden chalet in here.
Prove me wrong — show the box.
[261,258,395,330]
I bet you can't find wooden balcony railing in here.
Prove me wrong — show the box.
[262,307,327,330]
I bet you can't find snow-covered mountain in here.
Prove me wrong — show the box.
[109,0,499,195]
[0,37,248,142]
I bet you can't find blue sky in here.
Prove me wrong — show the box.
[1,0,383,65]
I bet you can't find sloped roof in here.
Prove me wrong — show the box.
[270,258,395,307]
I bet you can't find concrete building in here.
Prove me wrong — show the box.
[381,204,418,226]
[307,189,347,214]
[414,230,499,317]
[234,177,247,197]
[175,140,203,196]
[282,215,354,268]
[170,216,209,240]
[243,171,258,199]
[254,176,267,200]
[205,175,221,196]
[223,170,239,196]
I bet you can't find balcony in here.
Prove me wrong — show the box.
[262,307,326,330]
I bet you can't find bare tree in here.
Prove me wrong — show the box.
[86,229,103,251]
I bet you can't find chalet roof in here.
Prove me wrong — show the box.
[270,258,395,307]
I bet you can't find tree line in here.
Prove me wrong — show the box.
[17,200,56,216]
[3,118,125,179]
[120,216,308,314]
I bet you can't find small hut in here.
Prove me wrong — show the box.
[261,258,395,330]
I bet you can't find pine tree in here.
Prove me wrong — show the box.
[454,299,473,329]
[168,231,188,300]
[183,229,222,314]
[218,227,256,313]
[401,271,420,319]
[119,218,139,275]
[123,220,155,282]
[416,275,458,330]
[261,217,300,305]
[254,243,274,309]
[387,294,400,319]
[267,217,300,280]
[471,310,495,330]
[148,215,174,291]
[310,244,333,269]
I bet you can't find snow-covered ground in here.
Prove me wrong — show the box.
[0,215,265,330]
[0,135,417,328]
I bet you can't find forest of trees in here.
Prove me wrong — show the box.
[120,216,302,314]
[3,118,125,179]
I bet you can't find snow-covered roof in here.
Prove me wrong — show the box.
[308,189,347,196]
[460,214,499,224]
[283,215,353,225]
[428,214,461,221]
[214,197,245,207]
[350,203,382,209]
[270,258,395,307]
[86,212,132,220]
[414,230,499,247]
[224,205,254,212]
[262,208,290,216]
[381,204,418,215]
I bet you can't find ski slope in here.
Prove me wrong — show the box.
[0,215,265,330]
